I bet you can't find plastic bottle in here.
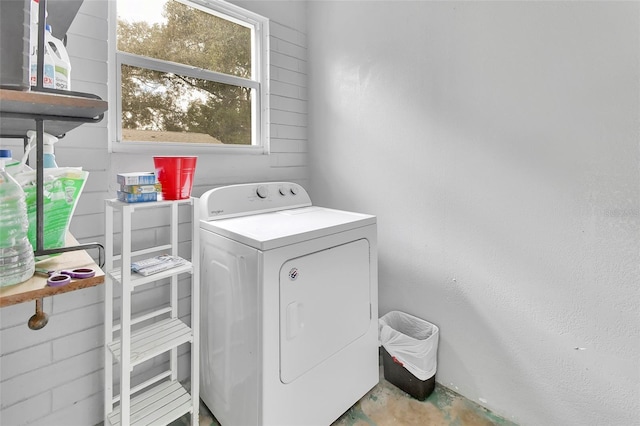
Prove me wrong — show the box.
[0,159,35,287]
[1,149,32,177]
[0,149,23,176]
[0,150,19,169]
[30,21,55,89]
[43,145,58,168]
[24,130,59,168]
[46,29,71,91]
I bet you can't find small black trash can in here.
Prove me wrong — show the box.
[379,311,439,400]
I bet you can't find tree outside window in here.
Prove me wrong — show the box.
[116,0,265,146]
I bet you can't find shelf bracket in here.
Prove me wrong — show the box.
[28,298,48,330]
[35,242,105,269]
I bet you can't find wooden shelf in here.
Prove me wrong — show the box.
[0,234,104,307]
[0,88,108,137]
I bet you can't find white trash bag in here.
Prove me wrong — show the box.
[379,311,439,381]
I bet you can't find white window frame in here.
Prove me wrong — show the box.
[108,0,270,155]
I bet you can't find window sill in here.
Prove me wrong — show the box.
[109,140,268,155]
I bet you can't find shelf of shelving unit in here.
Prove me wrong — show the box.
[107,317,193,366]
[106,381,192,426]
[104,198,199,426]
[0,233,105,307]
[0,88,108,137]
[107,262,193,288]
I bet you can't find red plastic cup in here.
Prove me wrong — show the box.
[153,156,197,200]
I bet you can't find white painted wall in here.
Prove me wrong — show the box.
[307,1,639,425]
[0,1,307,424]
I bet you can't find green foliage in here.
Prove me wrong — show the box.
[118,1,252,144]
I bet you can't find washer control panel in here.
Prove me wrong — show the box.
[200,182,312,220]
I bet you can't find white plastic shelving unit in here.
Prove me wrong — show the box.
[104,198,199,426]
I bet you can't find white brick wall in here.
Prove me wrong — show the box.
[268,21,308,173]
[0,1,308,424]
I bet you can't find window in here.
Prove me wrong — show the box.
[112,0,268,151]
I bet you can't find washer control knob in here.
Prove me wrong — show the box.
[279,187,287,196]
[256,185,268,199]
[290,186,299,195]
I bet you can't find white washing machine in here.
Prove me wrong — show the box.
[199,182,378,426]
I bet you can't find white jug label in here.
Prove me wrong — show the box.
[43,63,55,88]
[30,63,56,88]
[54,66,69,90]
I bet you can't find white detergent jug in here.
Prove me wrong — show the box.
[46,30,71,91]
[30,25,55,88]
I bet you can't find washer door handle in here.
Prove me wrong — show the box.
[286,301,304,340]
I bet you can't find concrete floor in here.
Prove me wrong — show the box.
[331,378,517,426]
[184,372,517,426]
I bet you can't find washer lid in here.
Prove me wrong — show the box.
[200,206,376,250]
